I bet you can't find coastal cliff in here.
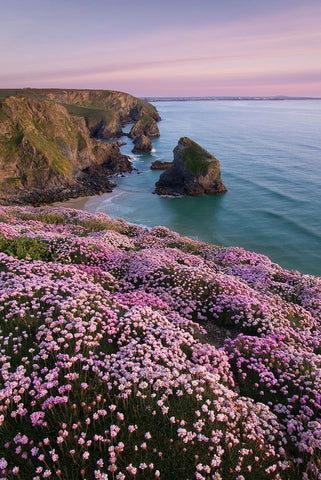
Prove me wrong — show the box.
[155,137,227,196]
[0,89,160,205]
[0,88,161,139]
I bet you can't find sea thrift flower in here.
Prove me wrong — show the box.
[0,205,319,479]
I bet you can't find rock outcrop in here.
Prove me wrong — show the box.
[151,161,173,170]
[0,95,132,205]
[129,115,160,139]
[132,135,152,153]
[155,137,227,196]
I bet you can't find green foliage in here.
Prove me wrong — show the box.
[77,217,135,235]
[24,131,72,176]
[167,241,201,255]
[0,89,20,99]
[10,210,68,225]
[77,131,87,151]
[6,177,22,186]
[8,208,136,237]
[0,234,52,260]
[0,129,23,159]
[140,114,153,124]
[184,146,210,176]
[64,103,114,125]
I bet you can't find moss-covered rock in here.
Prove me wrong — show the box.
[155,137,227,196]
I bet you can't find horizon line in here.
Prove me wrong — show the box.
[142,94,321,100]
[1,88,321,100]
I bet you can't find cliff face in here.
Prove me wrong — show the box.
[155,137,227,196]
[0,95,132,205]
[0,89,161,139]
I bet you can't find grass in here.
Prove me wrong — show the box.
[64,103,114,124]
[0,89,21,99]
[24,130,72,176]
[140,114,154,124]
[184,146,210,176]
[8,208,138,237]
[0,234,52,261]
[0,129,24,160]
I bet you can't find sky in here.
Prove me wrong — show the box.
[1,0,321,96]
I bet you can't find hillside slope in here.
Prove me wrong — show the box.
[0,206,320,479]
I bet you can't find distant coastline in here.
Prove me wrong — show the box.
[143,95,321,102]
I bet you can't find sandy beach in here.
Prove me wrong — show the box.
[52,195,92,211]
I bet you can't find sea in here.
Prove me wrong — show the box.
[64,100,321,276]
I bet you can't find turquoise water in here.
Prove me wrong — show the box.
[77,101,321,276]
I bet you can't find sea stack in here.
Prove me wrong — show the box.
[129,115,160,139]
[155,137,227,196]
[132,135,152,153]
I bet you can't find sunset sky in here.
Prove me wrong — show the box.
[1,0,321,96]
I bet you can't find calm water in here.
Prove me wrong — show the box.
[73,101,321,276]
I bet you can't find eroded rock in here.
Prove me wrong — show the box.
[155,137,227,196]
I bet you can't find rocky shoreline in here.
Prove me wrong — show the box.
[0,167,129,207]
[0,147,133,206]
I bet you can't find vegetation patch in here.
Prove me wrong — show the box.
[184,146,210,176]
[64,103,114,125]
[77,131,87,151]
[24,130,72,176]
[0,206,319,479]
[0,234,51,260]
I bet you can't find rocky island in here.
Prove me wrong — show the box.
[155,137,227,196]
[132,134,153,153]
[151,160,173,170]
[0,89,160,205]
[128,115,160,139]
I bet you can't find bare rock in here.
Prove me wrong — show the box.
[132,135,152,153]
[151,161,173,170]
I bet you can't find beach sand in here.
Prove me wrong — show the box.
[52,195,92,211]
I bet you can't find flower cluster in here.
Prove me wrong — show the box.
[0,205,320,479]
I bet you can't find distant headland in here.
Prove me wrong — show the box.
[143,95,321,102]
